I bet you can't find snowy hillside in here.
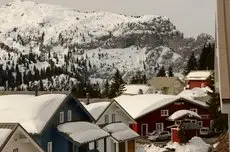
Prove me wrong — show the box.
[0,0,214,91]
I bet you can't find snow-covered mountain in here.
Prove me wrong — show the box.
[0,0,214,91]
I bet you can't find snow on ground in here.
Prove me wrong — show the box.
[136,137,210,152]
[0,94,66,134]
[0,129,12,147]
[57,122,109,144]
[83,102,110,120]
[103,122,139,141]
[168,110,201,121]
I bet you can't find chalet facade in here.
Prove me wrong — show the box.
[84,100,139,152]
[115,94,212,137]
[0,93,109,152]
[148,77,185,95]
[185,71,213,89]
[0,123,44,152]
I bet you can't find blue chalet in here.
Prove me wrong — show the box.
[0,93,109,152]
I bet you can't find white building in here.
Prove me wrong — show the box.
[0,123,44,152]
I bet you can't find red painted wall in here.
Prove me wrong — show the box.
[130,124,138,132]
[135,99,212,136]
[188,80,208,89]
[186,78,213,89]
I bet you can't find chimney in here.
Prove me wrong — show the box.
[35,85,38,96]
[86,93,90,105]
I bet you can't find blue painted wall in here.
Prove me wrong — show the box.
[32,95,93,152]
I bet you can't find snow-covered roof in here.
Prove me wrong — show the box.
[83,102,110,120]
[123,84,152,95]
[168,110,201,121]
[0,94,67,134]
[0,129,12,148]
[115,94,207,119]
[186,71,212,80]
[178,87,212,99]
[103,123,139,142]
[57,122,109,144]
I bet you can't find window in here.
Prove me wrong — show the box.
[197,121,203,127]
[155,123,164,132]
[60,111,64,123]
[47,142,52,152]
[112,114,116,123]
[175,120,181,125]
[105,115,109,124]
[68,110,72,121]
[190,108,198,113]
[191,120,197,124]
[161,110,169,116]
[200,115,209,119]
[13,148,18,152]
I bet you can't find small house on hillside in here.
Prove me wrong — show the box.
[0,123,44,152]
[84,100,139,152]
[115,94,212,137]
[122,84,155,95]
[148,77,185,95]
[0,93,109,152]
[185,70,213,89]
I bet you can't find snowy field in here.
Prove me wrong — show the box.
[136,137,210,152]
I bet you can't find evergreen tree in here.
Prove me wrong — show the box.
[168,66,174,77]
[156,66,166,77]
[183,52,198,75]
[109,69,125,98]
[198,43,215,70]
[206,92,228,132]
[102,80,110,98]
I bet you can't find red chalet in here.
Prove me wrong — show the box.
[115,94,212,137]
[185,70,213,89]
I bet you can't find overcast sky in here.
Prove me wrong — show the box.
[1,0,216,38]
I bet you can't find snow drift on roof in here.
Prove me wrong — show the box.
[0,129,12,147]
[103,122,139,142]
[178,87,212,99]
[0,94,66,134]
[123,85,151,95]
[168,110,201,121]
[115,94,207,119]
[57,122,109,144]
[186,71,212,80]
[83,102,110,120]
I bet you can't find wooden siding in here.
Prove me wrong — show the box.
[135,99,212,136]
[128,140,135,152]
[32,96,93,152]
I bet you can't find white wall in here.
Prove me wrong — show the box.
[97,102,133,125]
[3,127,42,152]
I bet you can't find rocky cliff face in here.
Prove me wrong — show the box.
[0,0,214,90]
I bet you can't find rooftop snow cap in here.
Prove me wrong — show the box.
[168,109,201,121]
[57,122,109,144]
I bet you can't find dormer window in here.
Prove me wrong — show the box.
[112,114,116,123]
[105,115,109,124]
[67,110,72,121]
[161,110,169,116]
[190,108,198,113]
[60,111,64,123]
